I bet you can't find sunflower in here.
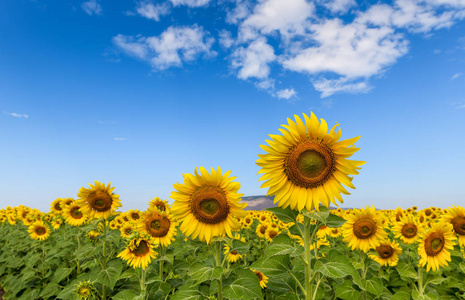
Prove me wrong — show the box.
[223,235,246,263]
[51,218,63,229]
[50,198,64,214]
[265,227,280,242]
[127,209,142,223]
[138,208,177,247]
[256,112,365,212]
[87,230,101,243]
[120,223,135,238]
[256,222,269,239]
[442,205,465,246]
[76,180,122,219]
[329,228,341,238]
[317,225,332,239]
[63,202,87,226]
[242,216,253,228]
[61,198,75,208]
[117,236,158,269]
[392,214,421,244]
[341,206,387,252]
[251,269,269,289]
[148,197,170,213]
[369,240,402,267]
[28,221,51,241]
[418,222,456,272]
[170,167,248,244]
[75,281,94,300]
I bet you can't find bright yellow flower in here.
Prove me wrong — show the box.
[418,222,456,272]
[28,221,51,241]
[138,209,177,247]
[441,205,465,247]
[369,240,402,267]
[76,180,122,219]
[392,214,422,244]
[251,269,269,289]
[117,236,158,270]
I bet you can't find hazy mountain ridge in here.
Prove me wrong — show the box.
[241,195,349,211]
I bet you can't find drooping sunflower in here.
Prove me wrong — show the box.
[138,208,177,247]
[418,222,456,272]
[28,221,51,241]
[63,202,87,226]
[341,206,387,252]
[251,269,269,289]
[148,197,170,213]
[441,205,465,246]
[76,180,122,219]
[117,236,158,269]
[257,112,365,212]
[170,166,248,244]
[392,214,422,244]
[369,240,402,267]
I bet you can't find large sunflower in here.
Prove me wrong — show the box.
[256,112,365,212]
[76,180,122,219]
[28,221,51,241]
[418,222,456,272]
[369,240,402,267]
[117,236,158,269]
[63,202,87,226]
[138,208,177,247]
[170,166,248,244]
[341,206,387,252]
[441,205,465,246]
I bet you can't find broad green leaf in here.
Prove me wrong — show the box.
[265,240,304,258]
[189,263,222,283]
[364,277,383,297]
[288,223,304,237]
[52,267,73,284]
[303,206,330,224]
[397,261,418,280]
[326,213,346,227]
[314,261,352,278]
[390,291,410,300]
[96,259,123,290]
[113,290,139,300]
[335,282,361,300]
[223,269,262,300]
[230,239,250,255]
[171,280,203,300]
[267,206,299,223]
[250,255,290,276]
[39,282,60,298]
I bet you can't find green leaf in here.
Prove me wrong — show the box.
[96,259,123,290]
[223,269,262,300]
[314,260,352,278]
[326,213,346,227]
[303,206,330,224]
[364,277,383,297]
[397,261,418,280]
[39,282,60,298]
[267,206,299,223]
[52,267,73,284]
[189,263,222,283]
[113,289,139,300]
[171,280,203,300]
[335,281,361,300]
[230,239,250,255]
[265,235,304,258]
[250,255,290,276]
[390,291,410,300]
[288,223,304,237]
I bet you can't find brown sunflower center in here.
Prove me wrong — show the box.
[424,232,445,256]
[132,240,150,256]
[353,218,376,239]
[285,140,335,188]
[331,229,339,234]
[401,223,418,238]
[319,225,328,230]
[125,228,132,235]
[259,226,267,234]
[54,203,62,211]
[36,226,46,235]
[146,214,171,238]
[230,251,238,255]
[376,245,394,259]
[425,209,432,216]
[131,213,140,220]
[451,216,465,235]
[156,203,166,212]
[268,230,278,239]
[87,190,113,212]
[255,271,263,281]
[191,186,230,224]
[71,207,83,219]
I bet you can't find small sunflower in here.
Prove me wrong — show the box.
[369,240,402,267]
[317,225,332,239]
[223,235,246,263]
[418,222,456,272]
[329,228,341,238]
[75,281,94,300]
[341,206,387,252]
[265,227,280,242]
[256,222,269,239]
[117,236,158,269]
[256,112,365,212]
[138,209,177,247]
[242,216,253,228]
[28,221,51,241]
[76,180,122,219]
[120,223,135,238]
[63,202,87,226]
[170,167,248,244]
[392,214,421,244]
[87,230,101,243]
[148,197,170,213]
[50,198,64,214]
[127,209,142,223]
[251,269,269,289]
[442,205,465,246]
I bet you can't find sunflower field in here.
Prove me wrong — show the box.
[1,112,465,300]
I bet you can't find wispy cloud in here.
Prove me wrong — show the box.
[81,0,102,15]
[275,88,297,100]
[451,72,463,80]
[114,137,126,141]
[136,1,170,21]
[169,0,211,8]
[4,112,29,118]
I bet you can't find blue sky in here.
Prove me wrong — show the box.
[1,0,464,212]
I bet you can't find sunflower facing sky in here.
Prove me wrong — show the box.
[442,205,465,247]
[138,208,177,247]
[256,112,365,212]
[76,180,122,219]
[418,222,456,272]
[170,166,248,244]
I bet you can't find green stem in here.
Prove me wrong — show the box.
[41,242,46,281]
[76,233,81,275]
[214,241,223,300]
[417,266,424,295]
[289,271,306,295]
[312,276,322,300]
[303,217,311,299]
[141,268,146,295]
[159,245,164,281]
[359,251,367,300]
[102,220,108,300]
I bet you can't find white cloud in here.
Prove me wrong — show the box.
[232,37,276,79]
[219,30,235,49]
[226,0,252,24]
[170,0,211,7]
[114,25,215,70]
[136,1,170,21]
[5,112,28,118]
[319,0,356,14]
[275,88,297,99]
[81,0,102,15]
[282,19,409,78]
[312,77,371,98]
[114,137,126,141]
[239,0,314,42]
[451,72,463,80]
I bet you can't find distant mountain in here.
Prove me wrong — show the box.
[241,195,276,211]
